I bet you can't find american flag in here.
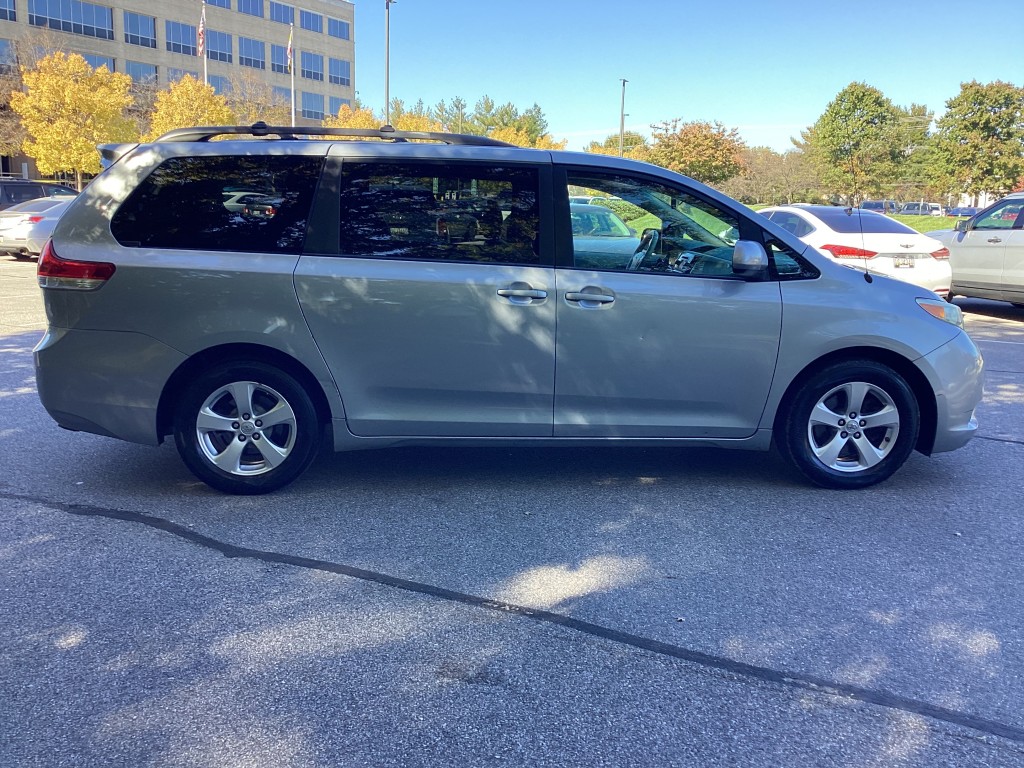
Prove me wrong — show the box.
[197,1,206,58]
[286,24,293,73]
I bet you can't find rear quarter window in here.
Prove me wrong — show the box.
[111,155,323,254]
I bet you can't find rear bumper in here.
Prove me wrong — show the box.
[35,327,186,446]
[916,329,984,453]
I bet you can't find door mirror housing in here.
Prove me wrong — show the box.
[733,240,769,279]
[954,218,970,233]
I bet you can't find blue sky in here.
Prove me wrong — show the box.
[349,0,1023,152]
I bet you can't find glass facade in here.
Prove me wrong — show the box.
[300,51,322,81]
[269,1,293,24]
[327,17,349,40]
[239,36,265,69]
[83,53,114,70]
[206,29,232,63]
[328,58,350,87]
[168,67,199,82]
[209,74,230,94]
[125,60,157,83]
[166,20,197,56]
[28,0,114,41]
[299,9,321,32]
[207,0,230,8]
[238,0,263,17]
[270,43,288,74]
[0,0,15,22]
[301,91,324,120]
[124,11,156,48]
[329,96,350,116]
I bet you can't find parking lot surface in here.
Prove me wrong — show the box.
[2,257,1023,766]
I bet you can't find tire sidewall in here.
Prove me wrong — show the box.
[780,361,920,489]
[173,361,320,494]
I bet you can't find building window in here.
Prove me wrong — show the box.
[168,67,198,83]
[328,58,350,87]
[83,53,114,71]
[269,1,293,24]
[28,0,114,41]
[329,96,350,116]
[299,9,321,33]
[125,60,157,84]
[124,11,156,48]
[300,51,322,81]
[209,74,230,94]
[238,37,265,69]
[206,29,232,63]
[0,0,15,22]
[327,17,349,40]
[301,92,324,120]
[207,0,230,8]
[166,20,197,56]
[270,43,288,74]
[238,0,263,17]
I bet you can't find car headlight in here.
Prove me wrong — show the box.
[917,298,964,329]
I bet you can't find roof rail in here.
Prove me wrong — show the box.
[154,121,515,147]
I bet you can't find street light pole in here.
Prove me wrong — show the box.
[618,78,628,156]
[385,0,396,126]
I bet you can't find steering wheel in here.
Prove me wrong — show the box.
[627,229,660,271]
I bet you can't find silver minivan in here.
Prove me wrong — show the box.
[34,125,984,494]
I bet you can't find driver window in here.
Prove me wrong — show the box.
[565,171,741,277]
[974,202,1021,230]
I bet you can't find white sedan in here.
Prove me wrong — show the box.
[759,204,951,296]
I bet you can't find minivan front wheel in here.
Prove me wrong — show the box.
[173,361,320,494]
[777,361,920,489]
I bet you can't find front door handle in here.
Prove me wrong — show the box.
[987,237,1003,244]
[565,289,615,308]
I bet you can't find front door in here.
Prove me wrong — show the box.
[553,168,782,438]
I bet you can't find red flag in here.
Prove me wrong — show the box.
[286,24,294,73]
[198,2,206,58]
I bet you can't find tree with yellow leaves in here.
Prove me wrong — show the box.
[323,103,380,132]
[10,51,136,189]
[489,125,567,150]
[145,75,235,141]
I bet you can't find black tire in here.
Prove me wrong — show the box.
[173,361,320,494]
[775,360,920,489]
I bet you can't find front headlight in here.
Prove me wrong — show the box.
[917,298,964,329]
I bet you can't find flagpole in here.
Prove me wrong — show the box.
[199,0,207,86]
[288,23,295,126]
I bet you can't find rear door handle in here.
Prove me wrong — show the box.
[497,284,547,304]
[987,237,1003,244]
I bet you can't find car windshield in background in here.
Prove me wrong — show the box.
[814,208,918,235]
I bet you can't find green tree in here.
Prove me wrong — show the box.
[645,119,745,185]
[584,131,648,158]
[933,80,1024,198]
[431,97,470,133]
[10,51,136,189]
[802,82,906,202]
[144,75,235,141]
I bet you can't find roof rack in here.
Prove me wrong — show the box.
[154,121,515,147]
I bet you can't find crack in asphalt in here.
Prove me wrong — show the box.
[977,435,1024,447]
[7,490,1024,748]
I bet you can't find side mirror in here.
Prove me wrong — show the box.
[954,219,970,233]
[733,240,769,279]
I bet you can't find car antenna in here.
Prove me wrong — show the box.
[845,204,873,283]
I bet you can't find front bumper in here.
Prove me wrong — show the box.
[916,329,984,454]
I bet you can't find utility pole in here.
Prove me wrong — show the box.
[385,0,396,126]
[618,78,628,156]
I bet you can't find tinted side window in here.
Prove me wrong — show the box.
[339,162,540,265]
[3,184,45,204]
[111,155,323,253]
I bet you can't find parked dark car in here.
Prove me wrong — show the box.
[0,178,77,211]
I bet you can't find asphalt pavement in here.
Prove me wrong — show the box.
[2,256,1023,767]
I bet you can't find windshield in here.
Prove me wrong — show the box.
[570,204,632,237]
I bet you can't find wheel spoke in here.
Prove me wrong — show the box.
[851,434,886,468]
[860,405,899,430]
[812,431,848,467]
[196,407,236,433]
[257,400,296,429]
[252,435,289,468]
[210,437,247,474]
[809,400,843,427]
[844,381,871,415]
[226,381,255,418]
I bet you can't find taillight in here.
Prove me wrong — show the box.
[930,247,950,260]
[37,240,115,290]
[820,244,878,259]
[28,216,44,223]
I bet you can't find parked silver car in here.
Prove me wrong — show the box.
[34,124,984,494]
[0,197,72,259]
[931,192,1024,306]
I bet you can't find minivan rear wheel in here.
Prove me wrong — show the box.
[173,361,320,494]
[776,361,920,489]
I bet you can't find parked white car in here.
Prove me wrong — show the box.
[758,205,952,296]
[0,197,73,259]
[931,192,1024,307]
